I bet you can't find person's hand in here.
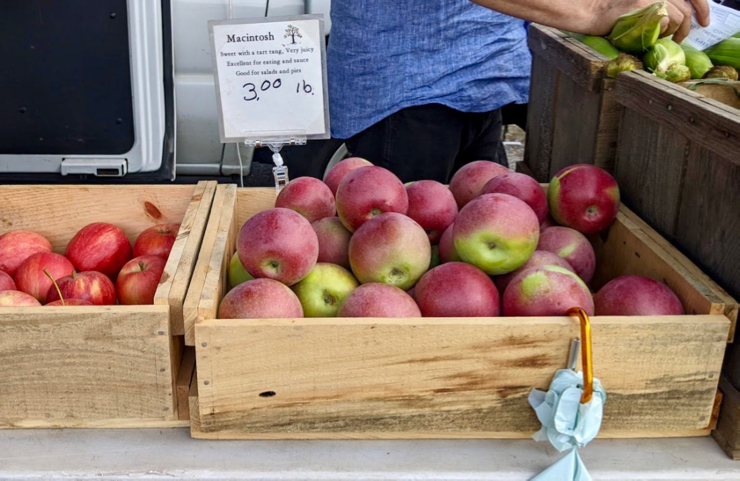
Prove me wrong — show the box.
[665,0,710,43]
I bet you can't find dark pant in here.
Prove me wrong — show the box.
[344,104,507,184]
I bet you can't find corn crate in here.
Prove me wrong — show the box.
[0,181,216,428]
[183,184,734,439]
[522,24,622,182]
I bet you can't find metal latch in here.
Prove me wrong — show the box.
[61,158,128,177]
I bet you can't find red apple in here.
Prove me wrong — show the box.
[133,223,181,260]
[349,213,431,291]
[495,250,575,293]
[503,265,594,316]
[218,278,303,319]
[0,271,16,291]
[438,223,461,263]
[46,298,94,306]
[449,160,510,209]
[415,262,500,317]
[453,194,540,275]
[323,157,373,196]
[537,226,596,284]
[548,164,620,235]
[312,217,352,269]
[594,275,684,316]
[14,252,75,303]
[337,283,421,317]
[65,223,133,277]
[46,271,117,306]
[481,172,548,225]
[116,255,167,305]
[237,208,319,286]
[405,180,458,244]
[335,166,409,232]
[0,230,52,276]
[275,177,336,223]
[0,290,42,307]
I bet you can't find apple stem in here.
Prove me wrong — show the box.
[139,261,145,271]
[43,268,65,306]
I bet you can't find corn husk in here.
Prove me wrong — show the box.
[704,65,739,80]
[607,53,644,78]
[578,35,620,59]
[644,38,687,81]
[663,64,691,82]
[681,43,714,79]
[705,38,740,69]
[607,2,667,54]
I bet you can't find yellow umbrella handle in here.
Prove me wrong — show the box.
[568,307,593,404]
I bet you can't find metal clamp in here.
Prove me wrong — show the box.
[568,307,594,404]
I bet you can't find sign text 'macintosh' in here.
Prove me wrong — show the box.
[227,32,275,43]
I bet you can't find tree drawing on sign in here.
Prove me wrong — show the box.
[284,25,302,45]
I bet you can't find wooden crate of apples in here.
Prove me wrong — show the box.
[0,182,215,428]
[186,164,732,439]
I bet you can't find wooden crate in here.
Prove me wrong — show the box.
[523,24,622,182]
[184,185,733,439]
[0,181,216,428]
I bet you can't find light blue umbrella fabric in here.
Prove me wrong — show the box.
[531,448,591,481]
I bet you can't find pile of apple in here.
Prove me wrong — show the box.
[220,159,684,319]
[0,222,180,307]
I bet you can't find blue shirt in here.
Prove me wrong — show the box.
[327,0,532,139]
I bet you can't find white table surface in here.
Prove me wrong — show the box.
[2,428,740,480]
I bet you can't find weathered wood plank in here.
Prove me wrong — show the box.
[0,306,176,427]
[616,71,740,166]
[523,55,559,182]
[195,315,727,436]
[176,346,196,421]
[713,376,740,459]
[593,79,622,173]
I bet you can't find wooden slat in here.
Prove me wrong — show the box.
[0,306,176,427]
[614,109,689,240]
[189,372,201,434]
[593,79,622,172]
[156,181,216,336]
[527,25,608,92]
[194,315,727,437]
[176,346,196,421]
[522,55,560,182]
[616,71,740,166]
[713,376,740,460]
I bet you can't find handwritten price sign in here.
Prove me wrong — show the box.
[209,15,330,143]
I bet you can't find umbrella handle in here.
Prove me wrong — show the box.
[568,307,593,404]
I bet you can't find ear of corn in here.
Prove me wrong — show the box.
[704,65,739,80]
[607,53,645,78]
[578,35,620,59]
[607,2,667,54]
[705,38,740,69]
[663,64,692,82]
[681,43,714,79]
[644,39,687,80]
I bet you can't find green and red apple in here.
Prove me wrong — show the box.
[291,263,359,317]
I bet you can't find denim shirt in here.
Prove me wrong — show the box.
[327,0,532,139]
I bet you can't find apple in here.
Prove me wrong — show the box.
[275,177,336,223]
[228,251,253,289]
[337,283,421,318]
[594,275,684,316]
[449,160,510,209]
[405,180,458,244]
[14,252,75,303]
[133,223,180,260]
[335,166,409,232]
[237,208,319,286]
[0,290,42,307]
[218,278,304,319]
[503,265,594,316]
[415,262,500,317]
[495,250,575,293]
[481,172,548,225]
[323,157,373,196]
[116,255,167,305]
[312,217,352,269]
[537,226,596,284]
[65,222,133,277]
[348,212,431,291]
[291,263,359,317]
[0,230,52,276]
[46,271,117,306]
[429,245,441,269]
[438,224,461,263]
[453,193,540,275]
[0,271,16,291]
[548,164,620,235]
[46,298,94,306]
